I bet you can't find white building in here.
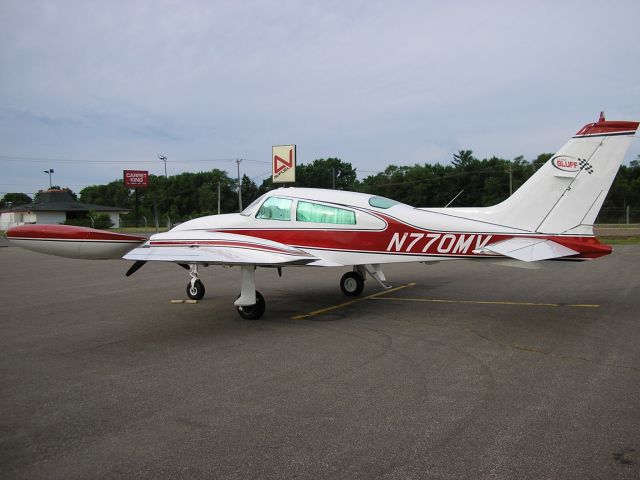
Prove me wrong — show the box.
[1,189,129,230]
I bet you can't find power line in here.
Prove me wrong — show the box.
[0,155,269,164]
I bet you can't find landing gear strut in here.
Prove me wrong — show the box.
[340,264,391,297]
[234,265,266,320]
[186,264,205,300]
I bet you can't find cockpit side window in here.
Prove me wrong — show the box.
[296,201,356,224]
[255,197,292,221]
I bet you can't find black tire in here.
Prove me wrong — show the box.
[236,291,266,320]
[340,271,364,297]
[186,279,205,300]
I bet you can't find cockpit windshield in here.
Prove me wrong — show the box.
[240,194,266,216]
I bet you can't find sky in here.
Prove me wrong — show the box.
[1,0,639,196]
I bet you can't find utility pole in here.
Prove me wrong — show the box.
[236,158,243,211]
[217,181,221,215]
[158,155,167,178]
[627,205,630,225]
[332,167,336,189]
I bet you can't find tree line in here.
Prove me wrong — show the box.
[3,153,640,224]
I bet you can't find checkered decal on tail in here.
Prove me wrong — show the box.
[578,158,594,174]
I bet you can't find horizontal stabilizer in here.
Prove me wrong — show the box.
[123,231,319,266]
[482,237,579,262]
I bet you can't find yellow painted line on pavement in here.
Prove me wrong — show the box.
[372,297,599,308]
[291,283,416,320]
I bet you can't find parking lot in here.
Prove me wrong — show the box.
[1,243,639,479]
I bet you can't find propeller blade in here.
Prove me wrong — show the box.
[125,260,147,277]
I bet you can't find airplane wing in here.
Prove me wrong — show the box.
[123,230,321,266]
[480,237,579,262]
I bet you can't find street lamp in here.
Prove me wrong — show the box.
[43,169,54,188]
[158,155,167,178]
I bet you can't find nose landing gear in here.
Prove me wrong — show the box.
[186,264,205,300]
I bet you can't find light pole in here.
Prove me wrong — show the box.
[43,169,54,188]
[158,155,167,178]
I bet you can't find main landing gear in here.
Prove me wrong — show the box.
[180,263,390,321]
[233,265,266,320]
[340,271,365,296]
[339,264,391,297]
[184,264,267,320]
[236,291,266,320]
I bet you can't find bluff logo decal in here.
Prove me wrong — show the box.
[551,156,594,175]
[551,156,580,172]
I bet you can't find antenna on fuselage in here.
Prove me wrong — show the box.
[444,189,464,208]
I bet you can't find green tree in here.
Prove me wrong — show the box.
[79,169,257,225]
[241,174,260,209]
[452,150,475,167]
[34,187,77,202]
[2,192,32,207]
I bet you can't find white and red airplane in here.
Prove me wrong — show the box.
[7,115,639,319]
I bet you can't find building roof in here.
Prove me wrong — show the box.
[1,189,129,214]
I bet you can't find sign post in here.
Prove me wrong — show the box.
[272,145,296,184]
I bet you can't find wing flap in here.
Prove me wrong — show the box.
[482,237,579,262]
[123,231,319,266]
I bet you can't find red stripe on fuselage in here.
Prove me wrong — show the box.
[217,213,611,259]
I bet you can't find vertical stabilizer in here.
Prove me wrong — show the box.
[486,116,638,234]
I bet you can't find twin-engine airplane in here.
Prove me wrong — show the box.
[7,115,639,319]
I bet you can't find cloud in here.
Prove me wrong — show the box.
[1,0,639,193]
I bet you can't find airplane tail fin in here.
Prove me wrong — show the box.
[486,114,638,235]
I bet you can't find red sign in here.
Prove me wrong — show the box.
[123,170,149,188]
[274,149,293,174]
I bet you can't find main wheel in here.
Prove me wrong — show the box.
[236,291,266,320]
[340,271,364,297]
[186,279,205,300]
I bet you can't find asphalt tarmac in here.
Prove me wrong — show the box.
[1,243,639,479]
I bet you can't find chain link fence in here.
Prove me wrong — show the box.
[596,207,640,224]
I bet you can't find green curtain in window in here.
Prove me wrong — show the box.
[296,201,355,224]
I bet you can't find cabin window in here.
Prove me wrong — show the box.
[296,201,356,225]
[368,196,399,209]
[256,197,292,221]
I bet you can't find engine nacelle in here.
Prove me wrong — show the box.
[6,224,147,260]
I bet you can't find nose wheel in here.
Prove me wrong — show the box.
[186,279,205,300]
[186,264,205,300]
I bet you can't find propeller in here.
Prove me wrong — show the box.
[126,261,190,277]
[125,261,147,277]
